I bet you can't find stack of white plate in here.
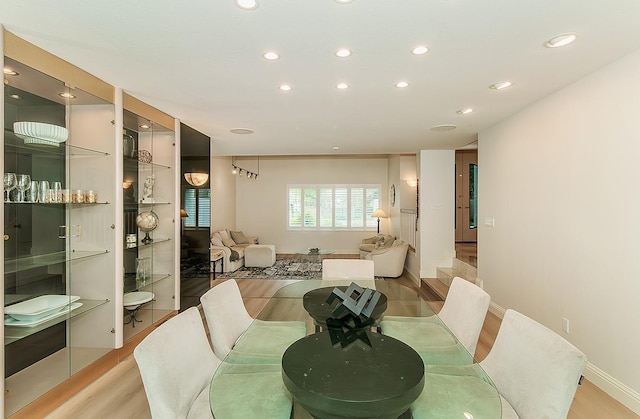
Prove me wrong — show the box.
[4,295,82,327]
[13,121,69,147]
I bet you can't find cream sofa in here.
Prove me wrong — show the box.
[362,240,409,278]
[210,229,259,273]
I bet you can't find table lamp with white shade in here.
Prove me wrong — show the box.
[371,209,387,234]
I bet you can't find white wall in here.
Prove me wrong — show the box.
[479,48,640,413]
[235,156,388,253]
[210,156,236,232]
[418,150,455,278]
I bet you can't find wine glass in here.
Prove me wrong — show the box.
[4,173,17,202]
[16,174,31,203]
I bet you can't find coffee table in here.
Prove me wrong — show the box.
[295,249,334,256]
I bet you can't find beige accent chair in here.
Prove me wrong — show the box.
[358,234,395,258]
[410,309,587,419]
[363,240,409,277]
[200,279,307,364]
[380,277,490,364]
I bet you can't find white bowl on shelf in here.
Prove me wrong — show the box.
[5,295,81,321]
[13,121,69,147]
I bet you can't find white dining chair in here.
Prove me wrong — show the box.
[380,277,490,358]
[200,279,307,364]
[322,259,375,279]
[322,258,376,288]
[410,309,587,419]
[134,306,294,418]
[133,307,218,418]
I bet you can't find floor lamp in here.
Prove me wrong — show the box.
[372,209,387,234]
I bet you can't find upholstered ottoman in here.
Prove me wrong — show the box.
[245,244,276,268]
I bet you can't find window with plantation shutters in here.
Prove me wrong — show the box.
[287,184,381,231]
[184,188,210,228]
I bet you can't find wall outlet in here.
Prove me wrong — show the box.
[484,217,495,227]
[562,318,570,334]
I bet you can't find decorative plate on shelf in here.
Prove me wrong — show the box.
[134,149,152,163]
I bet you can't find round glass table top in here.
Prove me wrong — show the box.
[295,248,334,255]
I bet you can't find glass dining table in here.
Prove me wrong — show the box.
[210,279,502,419]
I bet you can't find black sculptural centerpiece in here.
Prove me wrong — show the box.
[325,282,384,349]
[327,282,382,320]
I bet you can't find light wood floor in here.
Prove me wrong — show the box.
[44,275,638,419]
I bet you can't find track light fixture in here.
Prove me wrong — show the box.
[231,157,260,180]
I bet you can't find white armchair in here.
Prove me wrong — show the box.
[363,240,409,277]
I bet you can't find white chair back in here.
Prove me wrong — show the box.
[438,277,490,356]
[322,259,375,279]
[134,307,219,419]
[481,309,587,419]
[200,279,255,360]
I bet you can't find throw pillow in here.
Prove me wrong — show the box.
[230,230,250,244]
[222,237,236,247]
[210,234,224,247]
[218,229,230,240]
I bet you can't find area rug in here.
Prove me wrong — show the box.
[218,258,323,280]
[180,256,211,278]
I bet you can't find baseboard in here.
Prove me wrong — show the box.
[486,301,640,415]
[404,268,420,287]
[584,363,640,415]
[488,301,506,319]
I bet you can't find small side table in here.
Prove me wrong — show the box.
[210,250,224,279]
[123,291,154,328]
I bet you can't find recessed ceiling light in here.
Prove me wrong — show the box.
[395,81,409,88]
[333,146,340,151]
[59,92,76,99]
[431,124,457,132]
[230,128,254,134]
[335,48,352,58]
[412,45,429,55]
[3,68,18,76]
[235,0,259,10]
[336,83,349,90]
[9,94,21,99]
[545,33,577,48]
[263,51,279,60]
[334,0,354,3]
[279,84,292,91]
[489,81,512,90]
[139,124,151,129]
[457,108,474,115]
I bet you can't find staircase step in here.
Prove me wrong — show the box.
[421,278,448,301]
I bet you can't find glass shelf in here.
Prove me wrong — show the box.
[124,237,170,250]
[136,200,171,205]
[123,273,171,294]
[4,298,110,345]
[4,201,110,206]
[4,129,110,157]
[4,250,109,275]
[123,156,171,170]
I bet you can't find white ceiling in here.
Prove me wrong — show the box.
[2,0,640,156]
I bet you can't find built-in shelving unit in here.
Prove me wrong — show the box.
[2,29,179,418]
[122,95,177,343]
[2,36,118,416]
